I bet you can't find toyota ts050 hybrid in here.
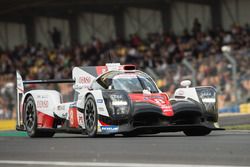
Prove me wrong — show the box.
[16,63,223,137]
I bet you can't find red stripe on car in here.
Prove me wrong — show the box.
[37,111,54,128]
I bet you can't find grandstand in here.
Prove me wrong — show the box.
[0,0,250,119]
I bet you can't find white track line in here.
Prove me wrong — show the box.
[0,160,247,167]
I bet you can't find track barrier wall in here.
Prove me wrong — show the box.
[0,120,16,131]
[219,103,250,114]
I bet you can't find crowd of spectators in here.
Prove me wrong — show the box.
[0,20,250,119]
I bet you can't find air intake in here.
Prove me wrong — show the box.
[120,65,136,70]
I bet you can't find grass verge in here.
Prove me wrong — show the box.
[0,131,27,137]
[223,124,250,130]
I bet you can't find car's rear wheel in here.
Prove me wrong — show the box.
[84,95,98,137]
[183,129,211,136]
[24,96,54,138]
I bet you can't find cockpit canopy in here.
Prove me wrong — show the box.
[91,71,159,93]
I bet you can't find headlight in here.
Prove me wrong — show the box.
[102,90,131,117]
[196,87,217,113]
[109,94,129,115]
[110,94,128,106]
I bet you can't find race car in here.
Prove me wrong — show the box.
[16,63,223,137]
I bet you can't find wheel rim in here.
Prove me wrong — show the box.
[25,100,35,131]
[85,99,96,131]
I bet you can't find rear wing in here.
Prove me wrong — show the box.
[16,71,75,129]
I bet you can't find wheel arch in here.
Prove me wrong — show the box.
[22,93,34,124]
[23,93,33,106]
[84,93,94,103]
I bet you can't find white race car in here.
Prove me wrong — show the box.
[16,63,223,137]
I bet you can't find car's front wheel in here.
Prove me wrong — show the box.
[84,95,98,137]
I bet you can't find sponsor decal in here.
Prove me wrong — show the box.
[161,105,174,116]
[144,95,164,101]
[153,99,165,104]
[106,63,120,71]
[69,108,78,128]
[152,95,164,99]
[98,107,104,112]
[69,109,74,125]
[177,90,184,96]
[96,99,103,103]
[37,95,48,98]
[36,100,49,108]
[101,125,119,133]
[57,105,65,110]
[78,113,84,126]
[78,76,91,84]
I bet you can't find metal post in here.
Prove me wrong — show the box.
[222,46,239,104]
[182,59,197,86]
[114,6,125,39]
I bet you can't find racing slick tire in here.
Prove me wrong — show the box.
[24,96,55,138]
[183,129,211,136]
[84,94,98,137]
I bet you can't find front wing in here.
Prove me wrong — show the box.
[97,119,223,135]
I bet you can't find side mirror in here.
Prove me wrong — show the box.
[180,80,191,88]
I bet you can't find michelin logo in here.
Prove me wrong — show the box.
[101,125,119,133]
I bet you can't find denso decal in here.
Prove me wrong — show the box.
[101,125,119,133]
[78,76,91,84]
[36,100,49,108]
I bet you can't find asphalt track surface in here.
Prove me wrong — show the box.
[0,131,249,167]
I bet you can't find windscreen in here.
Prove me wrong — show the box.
[94,71,159,93]
[113,73,158,93]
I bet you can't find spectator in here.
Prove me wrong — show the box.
[192,18,202,35]
[0,22,250,119]
[49,27,61,49]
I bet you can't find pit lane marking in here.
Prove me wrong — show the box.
[0,160,246,167]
